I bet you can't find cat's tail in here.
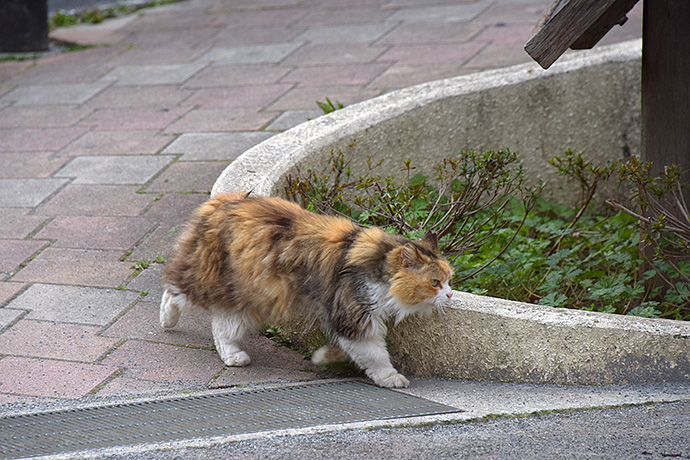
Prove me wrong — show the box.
[311,344,350,365]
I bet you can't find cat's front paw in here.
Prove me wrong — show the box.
[367,369,410,388]
[219,350,251,367]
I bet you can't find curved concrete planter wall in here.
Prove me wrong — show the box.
[213,39,690,385]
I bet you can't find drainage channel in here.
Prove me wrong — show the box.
[0,380,461,459]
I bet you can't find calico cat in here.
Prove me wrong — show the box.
[160,192,453,388]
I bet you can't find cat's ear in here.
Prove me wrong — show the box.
[421,231,439,252]
[401,243,423,269]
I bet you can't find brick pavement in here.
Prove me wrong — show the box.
[0,0,642,406]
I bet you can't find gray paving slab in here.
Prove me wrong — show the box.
[162,132,275,161]
[7,283,140,326]
[386,0,494,23]
[0,178,68,207]
[198,43,303,65]
[265,109,323,131]
[294,23,397,44]
[102,63,209,86]
[0,82,111,106]
[0,309,24,330]
[54,155,175,184]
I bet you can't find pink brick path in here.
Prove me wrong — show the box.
[0,0,642,407]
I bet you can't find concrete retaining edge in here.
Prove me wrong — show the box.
[212,38,690,385]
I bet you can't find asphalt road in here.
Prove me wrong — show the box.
[100,400,690,460]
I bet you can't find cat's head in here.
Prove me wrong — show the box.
[388,231,454,308]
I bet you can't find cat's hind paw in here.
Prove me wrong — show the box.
[367,369,410,388]
[159,289,182,329]
[219,350,251,367]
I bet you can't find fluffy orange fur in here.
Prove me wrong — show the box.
[161,192,453,388]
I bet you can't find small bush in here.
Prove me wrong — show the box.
[286,147,689,320]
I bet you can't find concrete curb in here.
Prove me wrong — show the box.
[212,39,690,385]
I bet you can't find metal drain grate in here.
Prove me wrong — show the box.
[0,380,461,459]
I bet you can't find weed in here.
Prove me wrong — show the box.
[140,290,149,297]
[316,97,344,114]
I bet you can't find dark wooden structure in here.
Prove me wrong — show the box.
[0,0,49,52]
[525,0,690,194]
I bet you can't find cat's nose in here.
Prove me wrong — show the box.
[445,291,453,299]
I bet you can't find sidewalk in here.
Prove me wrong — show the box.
[0,0,644,427]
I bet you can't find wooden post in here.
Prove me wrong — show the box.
[641,0,690,192]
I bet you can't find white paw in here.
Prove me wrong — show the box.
[311,347,329,366]
[159,290,181,329]
[368,369,410,388]
[220,350,251,367]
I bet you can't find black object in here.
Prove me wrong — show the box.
[0,0,49,52]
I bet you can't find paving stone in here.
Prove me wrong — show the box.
[0,178,68,208]
[126,28,220,49]
[210,27,302,47]
[0,106,94,129]
[0,309,24,330]
[78,107,192,131]
[211,335,318,387]
[0,240,47,276]
[377,41,488,65]
[368,62,463,89]
[184,84,292,109]
[294,23,395,44]
[198,43,303,65]
[386,1,493,22]
[281,63,392,86]
[463,42,533,69]
[0,320,119,362]
[143,191,208,224]
[57,130,173,156]
[126,265,167,300]
[101,340,224,383]
[0,356,119,399]
[0,82,111,106]
[474,2,548,25]
[54,155,175,185]
[0,282,25,307]
[185,64,291,88]
[126,224,181,262]
[2,62,115,86]
[208,6,307,28]
[472,23,538,45]
[7,283,140,326]
[35,216,156,250]
[376,21,485,45]
[267,86,382,111]
[0,61,33,83]
[294,6,394,27]
[0,209,48,239]
[103,300,213,348]
[162,132,274,161]
[34,185,154,217]
[12,248,135,288]
[108,46,208,66]
[281,44,388,66]
[163,108,276,133]
[264,109,323,131]
[0,127,89,152]
[85,86,196,110]
[102,62,208,86]
[0,152,69,178]
[146,161,227,193]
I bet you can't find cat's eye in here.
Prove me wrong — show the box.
[430,279,440,288]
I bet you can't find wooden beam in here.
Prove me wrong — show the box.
[525,0,639,69]
[641,0,690,195]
